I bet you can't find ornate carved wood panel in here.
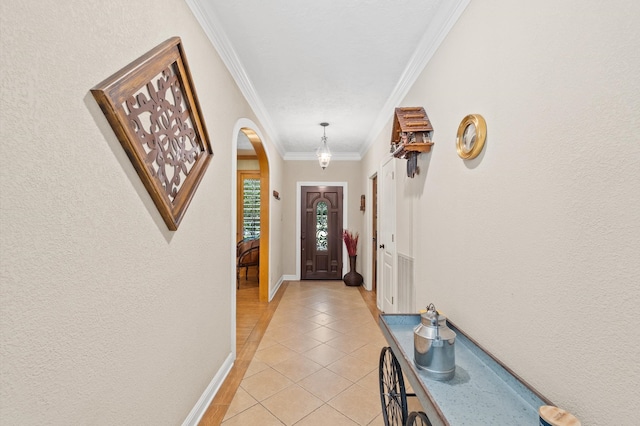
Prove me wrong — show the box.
[91,37,213,230]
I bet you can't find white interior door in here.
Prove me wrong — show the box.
[379,157,397,313]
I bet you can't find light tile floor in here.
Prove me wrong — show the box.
[222,281,390,425]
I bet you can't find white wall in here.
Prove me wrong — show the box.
[0,1,273,424]
[362,0,640,424]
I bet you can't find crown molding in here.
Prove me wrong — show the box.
[360,0,471,157]
[187,0,470,160]
[185,0,285,157]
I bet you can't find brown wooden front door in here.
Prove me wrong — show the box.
[301,186,343,280]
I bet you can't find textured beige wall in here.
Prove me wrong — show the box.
[0,1,271,424]
[362,0,640,424]
[266,153,285,290]
[281,161,364,278]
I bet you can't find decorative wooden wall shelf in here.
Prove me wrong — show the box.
[390,107,434,177]
[91,37,213,230]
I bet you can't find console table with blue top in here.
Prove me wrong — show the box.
[378,313,553,426]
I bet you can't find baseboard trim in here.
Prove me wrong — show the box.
[270,275,287,301]
[182,352,234,426]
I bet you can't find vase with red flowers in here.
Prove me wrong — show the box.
[342,229,363,286]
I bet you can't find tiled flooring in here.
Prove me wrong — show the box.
[221,280,389,425]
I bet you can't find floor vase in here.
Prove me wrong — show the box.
[343,255,363,286]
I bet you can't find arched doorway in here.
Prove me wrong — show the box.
[235,125,270,302]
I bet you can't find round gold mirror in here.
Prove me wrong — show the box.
[456,114,486,160]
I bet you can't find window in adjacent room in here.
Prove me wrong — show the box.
[238,172,260,240]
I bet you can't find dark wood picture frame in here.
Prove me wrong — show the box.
[91,37,213,230]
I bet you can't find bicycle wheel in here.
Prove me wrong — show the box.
[379,346,408,426]
[407,411,433,426]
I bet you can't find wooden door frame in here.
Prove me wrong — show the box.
[238,128,270,302]
[296,181,348,280]
[231,119,270,363]
[300,185,344,280]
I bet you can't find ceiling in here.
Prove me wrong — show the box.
[187,0,470,159]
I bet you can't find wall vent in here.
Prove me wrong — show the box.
[397,253,415,312]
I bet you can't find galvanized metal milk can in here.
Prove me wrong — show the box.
[414,303,456,380]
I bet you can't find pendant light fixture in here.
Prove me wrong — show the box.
[316,122,331,170]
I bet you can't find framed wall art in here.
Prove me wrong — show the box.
[91,37,213,230]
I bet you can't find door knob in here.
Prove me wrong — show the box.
[379,244,385,249]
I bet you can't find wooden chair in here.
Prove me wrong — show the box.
[236,238,259,288]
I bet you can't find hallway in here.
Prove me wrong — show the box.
[218,280,391,425]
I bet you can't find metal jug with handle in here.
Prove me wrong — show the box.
[414,303,456,380]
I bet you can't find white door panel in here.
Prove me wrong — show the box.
[379,157,396,313]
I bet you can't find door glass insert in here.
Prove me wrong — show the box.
[316,201,328,251]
